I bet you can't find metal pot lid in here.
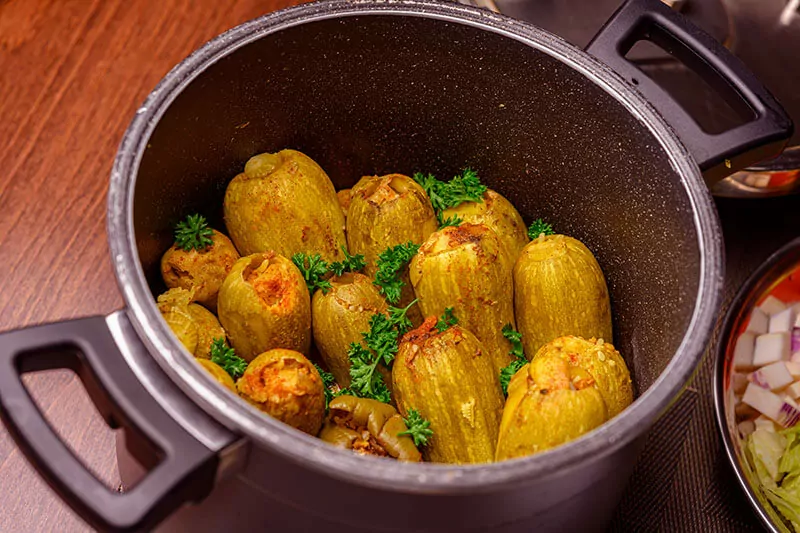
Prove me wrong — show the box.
[108,0,723,491]
[472,0,800,197]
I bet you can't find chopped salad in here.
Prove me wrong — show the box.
[734,268,800,530]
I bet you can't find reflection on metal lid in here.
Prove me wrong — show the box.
[714,147,800,197]
[485,0,800,197]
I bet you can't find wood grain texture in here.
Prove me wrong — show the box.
[0,0,298,530]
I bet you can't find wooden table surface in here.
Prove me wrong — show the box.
[0,1,297,530]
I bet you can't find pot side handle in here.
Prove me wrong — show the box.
[586,0,794,185]
[0,317,218,532]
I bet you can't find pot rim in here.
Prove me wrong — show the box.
[107,0,724,492]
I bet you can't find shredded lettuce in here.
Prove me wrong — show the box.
[782,425,800,476]
[750,429,787,485]
[765,484,800,530]
[748,427,800,531]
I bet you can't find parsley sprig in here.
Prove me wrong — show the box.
[434,307,458,333]
[174,214,215,251]
[329,247,367,277]
[527,219,555,239]
[443,168,488,207]
[373,242,420,304]
[292,253,332,295]
[412,168,487,224]
[347,300,418,403]
[499,324,527,396]
[314,363,337,410]
[398,408,434,447]
[439,215,462,229]
[293,247,367,295]
[348,344,392,404]
[387,299,417,336]
[210,338,248,381]
[333,387,354,398]
[413,173,447,214]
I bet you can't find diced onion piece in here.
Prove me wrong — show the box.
[793,328,800,353]
[743,383,800,427]
[743,383,782,416]
[787,381,800,400]
[733,332,756,370]
[760,295,787,316]
[776,402,799,427]
[755,415,778,433]
[738,419,756,437]
[786,361,800,379]
[769,308,797,334]
[746,307,769,335]
[785,395,800,409]
[749,362,794,391]
[753,332,791,366]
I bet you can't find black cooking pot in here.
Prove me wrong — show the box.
[0,0,792,531]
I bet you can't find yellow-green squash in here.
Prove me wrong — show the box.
[513,234,612,357]
[160,229,240,312]
[496,355,608,460]
[237,349,325,435]
[223,149,347,261]
[218,252,311,361]
[311,272,388,387]
[393,319,504,464]
[410,223,515,374]
[157,288,227,358]
[533,336,632,418]
[442,188,528,267]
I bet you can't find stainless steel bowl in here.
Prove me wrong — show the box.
[715,237,800,533]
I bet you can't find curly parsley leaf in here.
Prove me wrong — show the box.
[439,168,487,208]
[209,338,247,381]
[499,359,526,397]
[292,253,332,295]
[412,172,447,214]
[398,408,434,447]
[174,214,215,252]
[315,363,336,388]
[363,312,402,366]
[347,299,418,403]
[502,323,524,359]
[333,387,355,398]
[439,215,462,229]
[373,241,420,304]
[348,342,392,404]
[314,363,337,410]
[527,218,555,239]
[499,324,527,396]
[387,299,418,336]
[413,169,486,223]
[434,307,458,333]
[329,246,367,277]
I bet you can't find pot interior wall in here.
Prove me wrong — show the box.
[133,14,701,395]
